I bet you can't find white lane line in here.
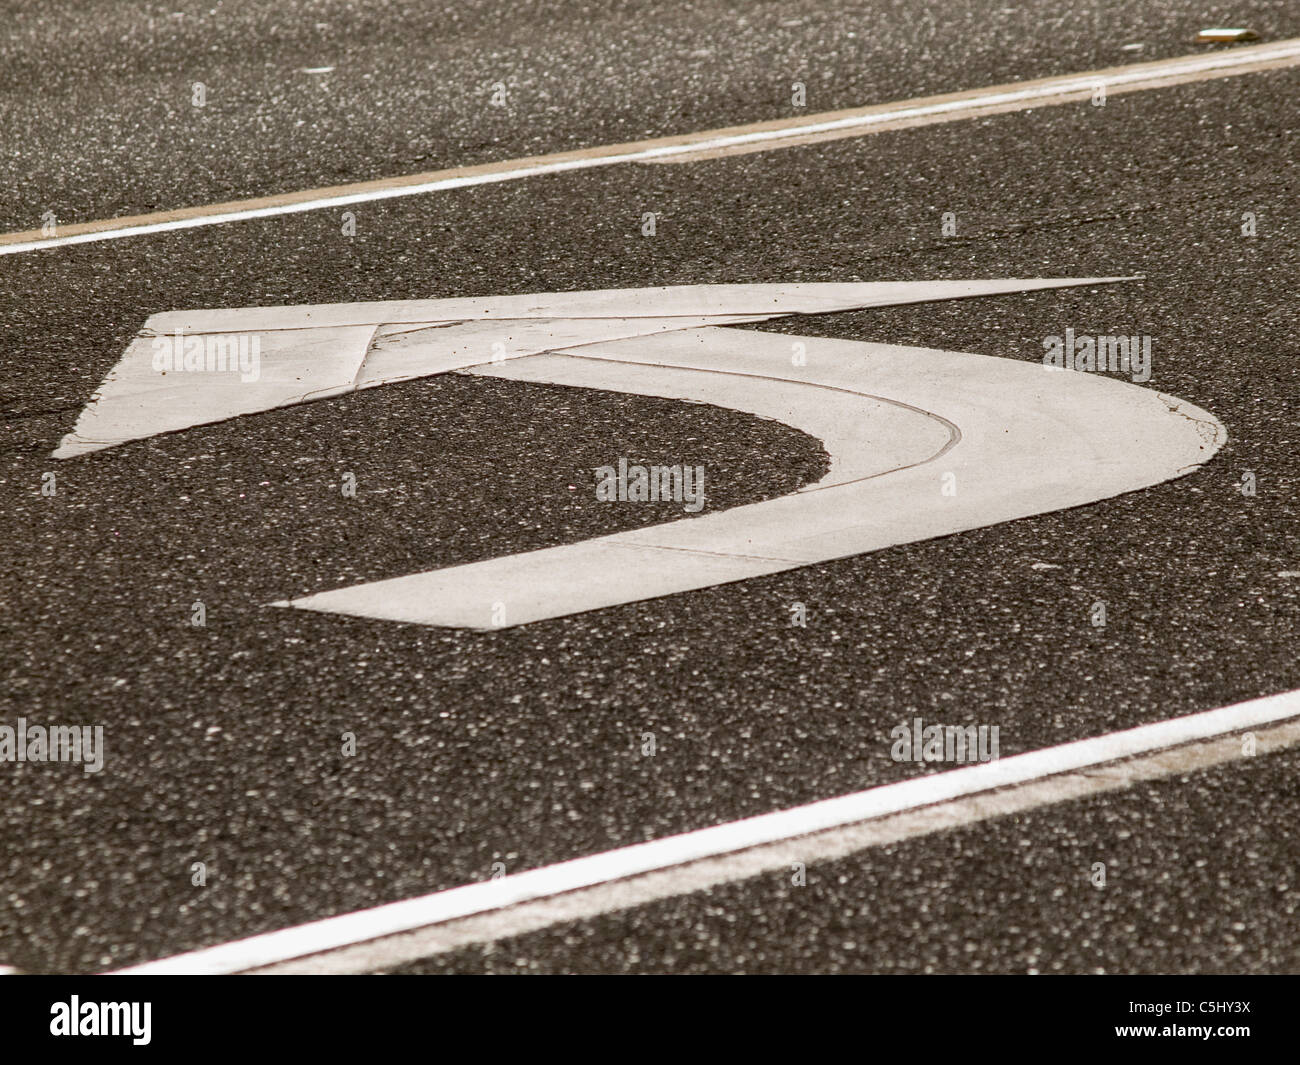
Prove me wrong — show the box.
[5,39,1299,256]
[264,716,1300,975]
[646,40,1300,163]
[110,687,1300,975]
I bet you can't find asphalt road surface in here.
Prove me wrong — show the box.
[2,0,1298,976]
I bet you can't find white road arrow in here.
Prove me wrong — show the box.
[54,280,1225,628]
[54,279,1128,458]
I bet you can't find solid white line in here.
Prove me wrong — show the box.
[111,686,1300,974]
[6,40,1299,256]
[260,715,1300,974]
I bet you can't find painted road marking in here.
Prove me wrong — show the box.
[285,325,1221,629]
[4,39,1299,256]
[52,278,1223,630]
[109,687,1300,974]
[53,280,1102,458]
[644,41,1300,164]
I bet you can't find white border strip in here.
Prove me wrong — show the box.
[111,687,1300,975]
[7,40,1300,256]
